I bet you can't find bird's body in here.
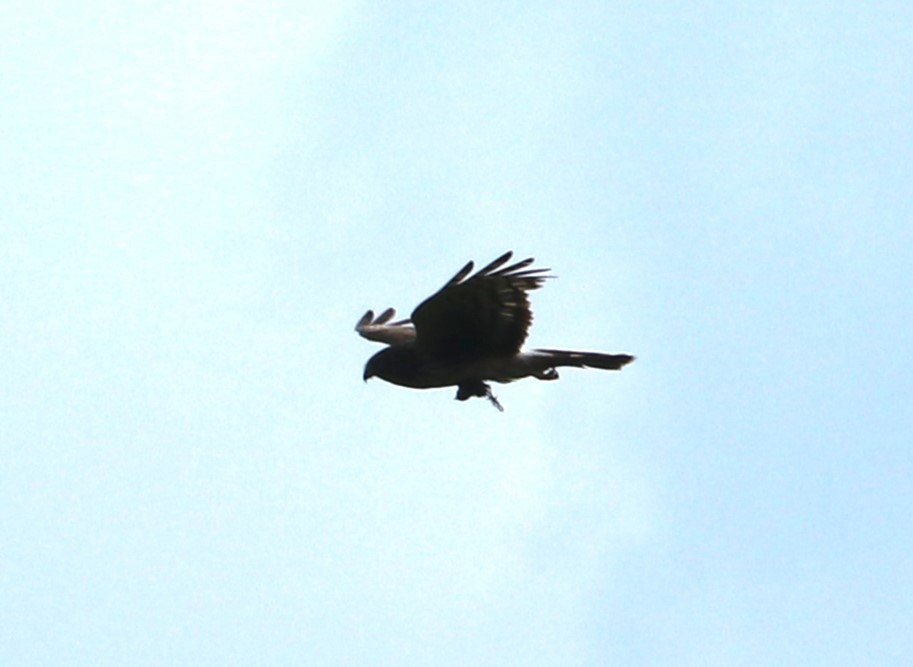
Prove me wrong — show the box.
[356,252,633,410]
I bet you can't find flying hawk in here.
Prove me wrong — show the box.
[356,251,634,410]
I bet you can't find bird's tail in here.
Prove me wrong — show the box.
[532,348,635,372]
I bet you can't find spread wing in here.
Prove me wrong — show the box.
[410,251,550,360]
[355,308,416,346]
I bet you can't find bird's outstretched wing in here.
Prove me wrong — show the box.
[410,251,550,360]
[355,308,416,346]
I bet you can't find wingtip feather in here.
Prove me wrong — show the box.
[355,310,374,330]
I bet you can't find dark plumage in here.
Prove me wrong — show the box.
[356,251,634,410]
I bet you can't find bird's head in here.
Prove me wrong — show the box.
[363,346,420,385]
[363,348,398,382]
[362,354,379,382]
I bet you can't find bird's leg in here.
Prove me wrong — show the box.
[456,380,504,411]
[484,386,504,412]
[455,381,485,401]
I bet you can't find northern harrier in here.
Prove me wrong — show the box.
[356,251,634,410]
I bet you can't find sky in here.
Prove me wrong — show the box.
[2,1,912,665]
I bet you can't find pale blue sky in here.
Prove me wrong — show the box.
[3,2,912,665]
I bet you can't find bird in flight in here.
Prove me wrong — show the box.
[356,251,634,411]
